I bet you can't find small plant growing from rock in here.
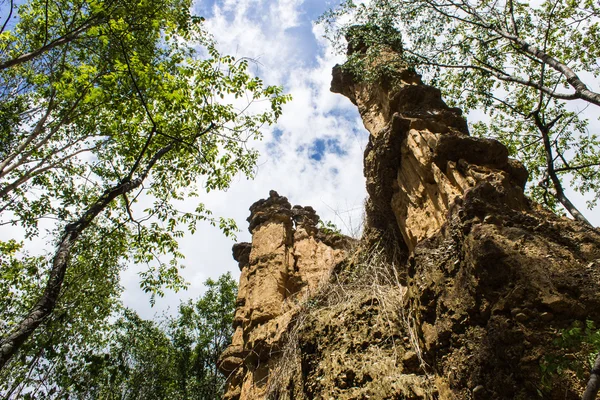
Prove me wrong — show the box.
[317,219,343,236]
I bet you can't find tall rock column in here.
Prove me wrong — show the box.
[218,191,351,400]
[331,35,528,254]
[220,29,600,400]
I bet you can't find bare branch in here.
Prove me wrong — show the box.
[0,73,97,179]
[531,111,592,226]
[583,353,600,400]
[407,49,581,101]
[0,90,56,176]
[507,0,518,35]
[0,0,13,36]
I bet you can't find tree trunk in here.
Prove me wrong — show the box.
[0,144,173,371]
[583,353,600,400]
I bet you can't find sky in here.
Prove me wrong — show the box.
[120,0,371,318]
[2,0,599,321]
[116,0,600,318]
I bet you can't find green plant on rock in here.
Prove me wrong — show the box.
[317,219,343,236]
[332,22,406,85]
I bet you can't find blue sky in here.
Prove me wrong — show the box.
[0,0,369,320]
[121,0,600,318]
[4,0,596,320]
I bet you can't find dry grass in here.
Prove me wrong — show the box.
[265,243,435,399]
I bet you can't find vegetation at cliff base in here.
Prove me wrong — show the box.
[1,273,237,399]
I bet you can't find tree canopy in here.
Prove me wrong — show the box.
[321,0,600,224]
[1,273,237,399]
[0,0,289,374]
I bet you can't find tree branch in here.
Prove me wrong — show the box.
[0,18,97,71]
[554,163,600,173]
[491,25,600,106]
[0,144,98,199]
[0,90,56,176]
[405,49,581,101]
[0,0,14,36]
[0,141,174,371]
[583,353,600,400]
[0,77,95,180]
[531,111,592,226]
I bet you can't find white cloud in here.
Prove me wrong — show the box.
[118,0,600,319]
[121,0,370,319]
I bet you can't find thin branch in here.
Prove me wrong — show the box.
[0,141,174,371]
[0,75,98,179]
[0,89,57,176]
[531,111,592,226]
[0,145,97,199]
[0,0,13,36]
[405,49,581,101]
[113,31,160,179]
[507,0,518,35]
[555,163,600,173]
[492,25,600,106]
[0,17,98,71]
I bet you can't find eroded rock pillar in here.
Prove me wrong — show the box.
[218,191,352,400]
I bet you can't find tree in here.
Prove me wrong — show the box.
[168,273,237,399]
[320,0,600,224]
[1,273,237,399]
[0,0,289,372]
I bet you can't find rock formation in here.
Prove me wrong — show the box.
[220,32,600,400]
[218,191,352,399]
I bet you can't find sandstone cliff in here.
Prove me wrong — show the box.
[218,191,353,399]
[219,33,600,400]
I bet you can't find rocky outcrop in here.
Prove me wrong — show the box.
[331,40,528,254]
[218,191,352,400]
[221,31,600,400]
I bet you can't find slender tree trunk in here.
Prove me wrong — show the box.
[583,353,600,400]
[0,144,173,371]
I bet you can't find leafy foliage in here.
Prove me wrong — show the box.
[539,320,600,395]
[0,0,288,379]
[0,273,238,399]
[317,219,342,236]
[168,273,238,399]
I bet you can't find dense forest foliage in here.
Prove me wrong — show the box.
[2,273,236,399]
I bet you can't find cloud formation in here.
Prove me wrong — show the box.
[121,0,370,318]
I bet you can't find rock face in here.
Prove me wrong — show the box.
[220,34,600,399]
[331,43,528,254]
[218,191,351,400]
